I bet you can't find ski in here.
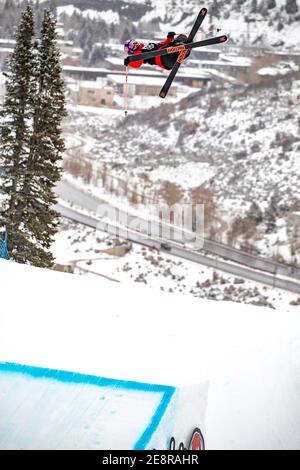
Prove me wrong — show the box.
[125,35,227,65]
[160,6,208,99]
[187,7,208,43]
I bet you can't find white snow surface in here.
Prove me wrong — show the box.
[1,260,300,449]
[57,5,120,24]
[150,162,216,189]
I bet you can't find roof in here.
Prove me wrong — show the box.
[0,47,13,53]
[105,57,126,66]
[199,59,250,68]
[219,54,253,66]
[62,65,210,81]
[80,80,107,89]
[0,38,16,45]
[107,74,170,87]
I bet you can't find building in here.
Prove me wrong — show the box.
[195,57,252,77]
[69,80,114,107]
[176,68,211,88]
[60,54,81,67]
[107,74,177,97]
[62,65,165,81]
[192,46,221,61]
[63,66,211,90]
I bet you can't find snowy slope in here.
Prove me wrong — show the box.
[1,259,300,449]
[69,73,300,213]
[55,0,300,49]
[3,0,300,48]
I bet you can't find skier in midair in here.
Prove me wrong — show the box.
[124,32,190,71]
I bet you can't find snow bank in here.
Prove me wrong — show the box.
[0,260,300,449]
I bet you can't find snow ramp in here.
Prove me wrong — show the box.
[0,362,205,450]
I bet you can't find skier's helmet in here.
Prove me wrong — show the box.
[124,39,139,55]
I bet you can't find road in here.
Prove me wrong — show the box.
[57,203,300,295]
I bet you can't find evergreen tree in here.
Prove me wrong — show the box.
[265,192,280,234]
[285,0,299,15]
[19,9,67,267]
[0,7,67,267]
[267,0,276,9]
[210,0,221,18]
[248,201,263,224]
[122,26,132,44]
[0,6,36,262]
[251,0,258,13]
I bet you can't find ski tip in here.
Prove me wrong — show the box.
[220,35,228,42]
[159,91,166,99]
[200,8,207,16]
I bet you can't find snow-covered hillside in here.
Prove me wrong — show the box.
[1,259,300,449]
[2,1,300,51]
[86,74,300,209]
[64,70,300,261]
[54,0,300,49]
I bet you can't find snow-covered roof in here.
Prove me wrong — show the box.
[0,38,16,45]
[57,40,74,47]
[205,68,237,83]
[63,65,110,73]
[219,54,253,66]
[107,74,170,87]
[193,46,222,54]
[72,47,83,54]
[0,47,13,53]
[258,61,299,77]
[67,83,79,92]
[177,67,211,78]
[199,59,250,68]
[78,80,112,90]
[105,57,126,66]
[62,65,210,82]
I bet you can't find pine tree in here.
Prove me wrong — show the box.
[265,192,280,234]
[267,0,276,9]
[248,201,263,224]
[285,0,299,15]
[251,0,258,13]
[0,7,67,267]
[0,6,36,262]
[19,9,67,267]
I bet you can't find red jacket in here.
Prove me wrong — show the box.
[128,36,175,70]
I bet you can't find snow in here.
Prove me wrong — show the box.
[258,61,299,77]
[66,103,125,117]
[57,5,120,25]
[108,74,170,87]
[150,162,216,189]
[53,214,299,312]
[74,69,299,262]
[1,259,300,449]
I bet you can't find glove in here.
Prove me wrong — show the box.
[124,57,130,66]
[167,31,176,38]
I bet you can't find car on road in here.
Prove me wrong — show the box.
[160,243,172,252]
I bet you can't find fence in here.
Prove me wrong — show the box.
[0,232,9,260]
